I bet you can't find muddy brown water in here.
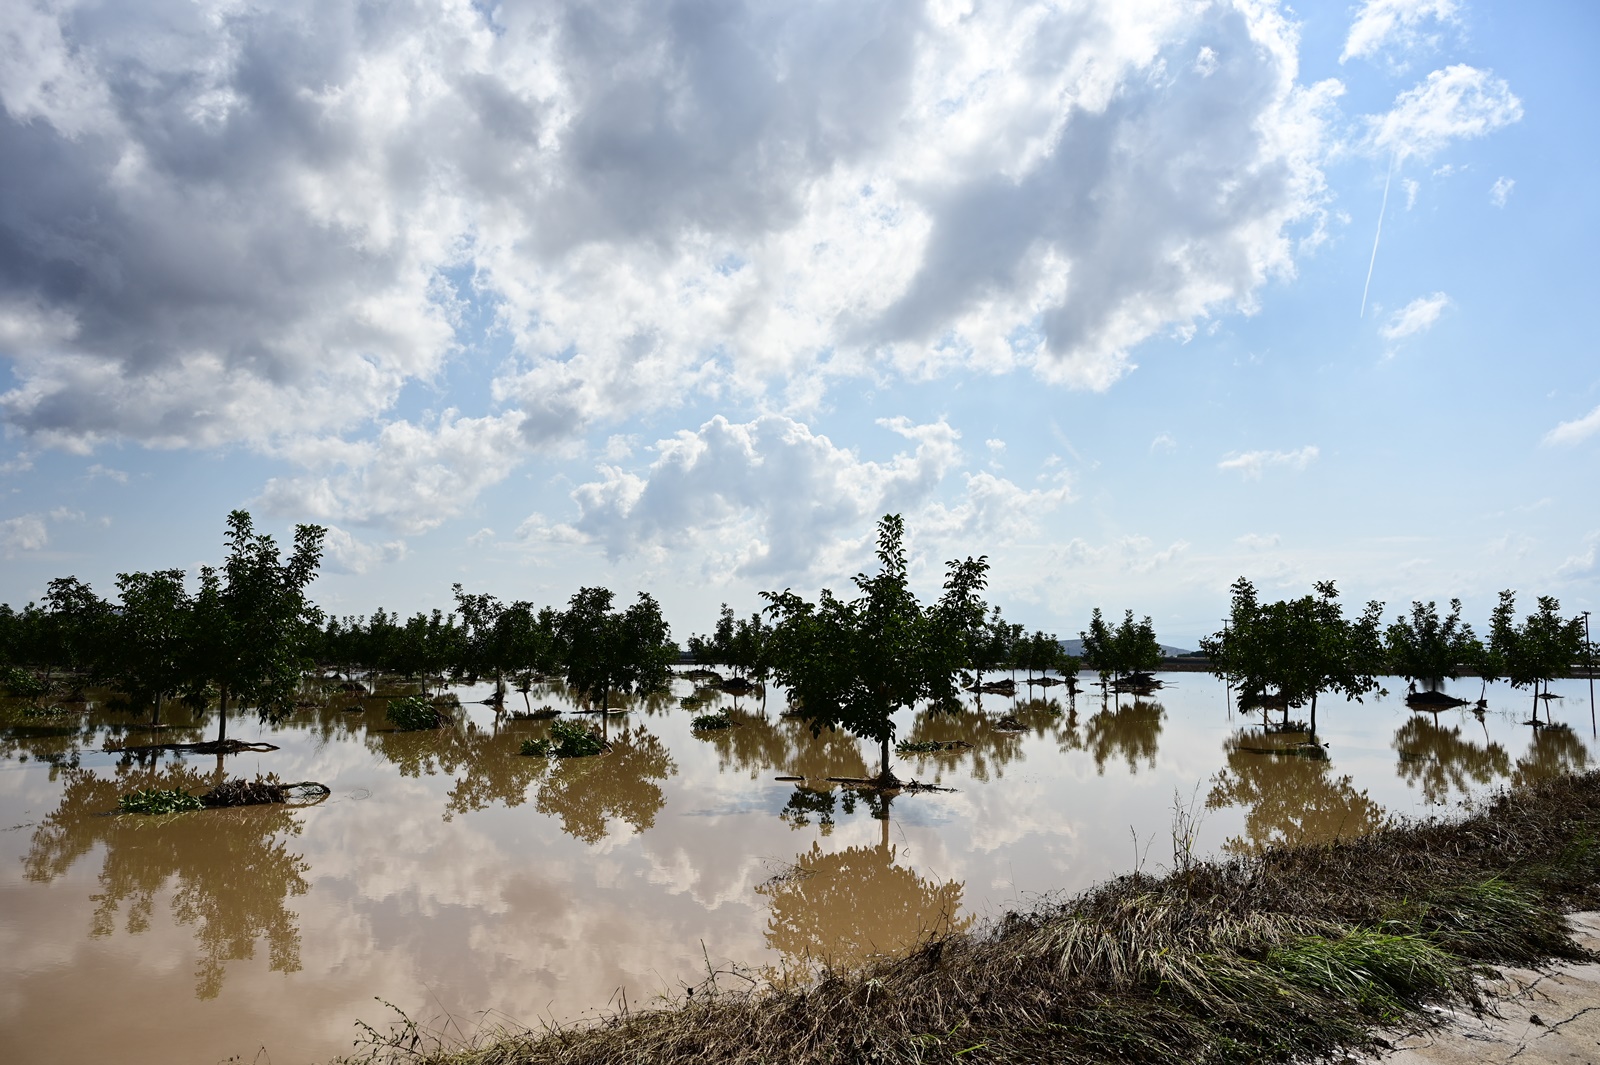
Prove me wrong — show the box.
[1,674,1594,1064]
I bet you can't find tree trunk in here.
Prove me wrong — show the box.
[880,734,892,786]
[150,691,162,728]
[1309,691,1318,739]
[216,689,229,745]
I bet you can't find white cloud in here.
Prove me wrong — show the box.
[1369,65,1523,162]
[1543,404,1600,448]
[1235,532,1281,549]
[1149,432,1177,454]
[1342,0,1459,64]
[528,413,1067,579]
[0,0,1340,466]
[1402,178,1420,209]
[322,526,408,575]
[85,463,127,484]
[1557,533,1598,581]
[0,514,48,555]
[1380,292,1450,340]
[258,411,527,535]
[1490,176,1515,207]
[1217,446,1319,479]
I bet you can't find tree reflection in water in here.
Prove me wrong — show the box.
[758,793,970,972]
[1512,725,1590,788]
[1081,698,1164,775]
[22,761,310,998]
[1391,716,1511,804]
[532,723,677,844]
[1207,728,1385,855]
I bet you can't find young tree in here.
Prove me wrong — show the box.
[1384,599,1478,695]
[556,587,676,710]
[1080,609,1160,685]
[111,569,194,726]
[42,576,112,691]
[1488,591,1585,723]
[1202,578,1384,737]
[191,511,326,745]
[763,515,984,786]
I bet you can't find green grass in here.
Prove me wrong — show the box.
[119,787,205,815]
[521,719,608,758]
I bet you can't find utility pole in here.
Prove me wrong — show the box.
[1585,611,1594,737]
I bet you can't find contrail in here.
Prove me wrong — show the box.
[1359,153,1396,319]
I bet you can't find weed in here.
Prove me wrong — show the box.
[119,787,205,814]
[691,712,732,731]
[521,719,607,758]
[386,695,448,731]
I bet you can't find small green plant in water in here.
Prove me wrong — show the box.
[522,718,607,757]
[1,666,48,699]
[680,695,704,709]
[895,739,972,754]
[386,694,445,731]
[19,704,75,720]
[119,787,205,814]
[691,712,732,731]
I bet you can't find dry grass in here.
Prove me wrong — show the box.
[338,771,1600,1065]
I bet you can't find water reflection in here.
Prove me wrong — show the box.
[758,802,970,971]
[1206,728,1385,854]
[1081,699,1165,775]
[21,763,309,998]
[1513,725,1590,787]
[693,708,870,782]
[1391,716,1510,804]
[532,723,677,843]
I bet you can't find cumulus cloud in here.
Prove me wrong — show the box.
[0,0,1340,466]
[1557,533,1599,580]
[1380,292,1450,340]
[0,514,48,555]
[1236,532,1281,549]
[321,526,409,575]
[1543,404,1600,448]
[1217,446,1319,479]
[257,411,527,535]
[1342,0,1459,64]
[1490,176,1515,207]
[528,413,1066,578]
[1369,65,1523,161]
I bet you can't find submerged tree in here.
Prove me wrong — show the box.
[1488,591,1585,723]
[1202,578,1385,737]
[556,587,676,710]
[1080,608,1161,686]
[762,515,983,787]
[110,569,194,727]
[192,511,326,745]
[1384,599,1479,694]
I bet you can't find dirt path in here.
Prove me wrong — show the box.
[1364,912,1600,1065]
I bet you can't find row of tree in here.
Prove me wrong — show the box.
[2,511,1593,766]
[1201,578,1590,733]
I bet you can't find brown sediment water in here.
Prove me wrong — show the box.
[0,674,1594,1064]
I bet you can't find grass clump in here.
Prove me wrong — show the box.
[521,719,608,758]
[679,695,704,709]
[338,770,1600,1065]
[691,712,732,731]
[386,695,449,731]
[119,787,205,815]
[895,738,973,754]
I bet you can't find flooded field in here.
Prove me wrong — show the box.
[1,673,1594,1065]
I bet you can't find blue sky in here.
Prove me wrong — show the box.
[1,0,1595,648]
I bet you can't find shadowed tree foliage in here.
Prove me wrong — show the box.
[1201,578,1385,737]
[1080,608,1161,685]
[22,763,309,998]
[191,511,326,744]
[557,588,676,710]
[110,568,194,726]
[1489,591,1585,723]
[762,515,985,785]
[1385,599,1480,694]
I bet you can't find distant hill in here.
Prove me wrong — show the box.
[1059,638,1194,658]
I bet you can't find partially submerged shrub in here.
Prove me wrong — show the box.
[386,695,449,731]
[20,704,77,720]
[691,712,732,731]
[1,665,47,699]
[896,739,973,754]
[680,695,704,709]
[119,787,205,815]
[522,718,607,758]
